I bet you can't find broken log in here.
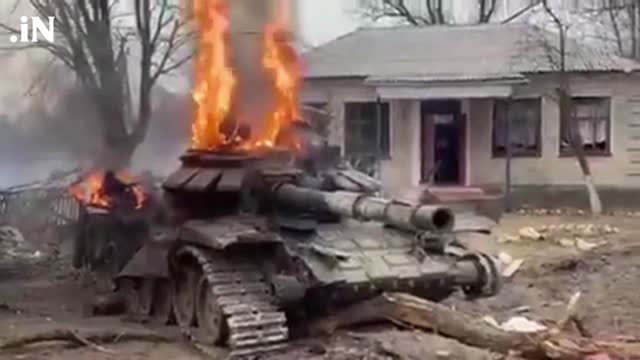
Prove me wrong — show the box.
[311,292,640,360]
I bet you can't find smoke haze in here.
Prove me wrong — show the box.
[0,61,193,188]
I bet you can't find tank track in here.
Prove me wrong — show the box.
[176,245,289,358]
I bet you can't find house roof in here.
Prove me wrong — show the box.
[302,23,640,81]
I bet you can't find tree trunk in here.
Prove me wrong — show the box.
[558,83,603,215]
[584,174,602,215]
[101,140,137,170]
[311,292,640,360]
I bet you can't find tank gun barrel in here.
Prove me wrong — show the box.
[273,183,454,233]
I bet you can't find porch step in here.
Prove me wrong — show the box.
[427,187,497,202]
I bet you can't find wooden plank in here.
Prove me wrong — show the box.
[163,167,199,189]
[183,168,222,192]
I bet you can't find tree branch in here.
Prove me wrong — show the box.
[502,0,542,23]
[0,0,191,167]
[360,0,501,25]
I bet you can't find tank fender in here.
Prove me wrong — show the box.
[307,243,351,265]
[271,274,306,305]
[452,231,499,257]
[116,243,171,279]
[178,219,283,250]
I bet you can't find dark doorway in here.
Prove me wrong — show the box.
[421,100,466,185]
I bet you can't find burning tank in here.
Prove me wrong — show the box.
[109,1,500,357]
[113,131,502,357]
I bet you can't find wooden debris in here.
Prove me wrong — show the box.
[0,329,178,352]
[554,291,582,334]
[311,292,640,360]
[68,331,116,354]
[352,331,499,360]
[502,259,525,278]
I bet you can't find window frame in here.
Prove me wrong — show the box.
[559,96,612,157]
[343,101,391,159]
[491,98,543,158]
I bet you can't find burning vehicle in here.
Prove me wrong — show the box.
[69,169,154,282]
[66,0,502,357]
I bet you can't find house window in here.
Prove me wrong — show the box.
[560,97,611,156]
[302,102,330,137]
[492,98,542,157]
[344,102,390,157]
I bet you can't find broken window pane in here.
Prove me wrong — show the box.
[492,98,541,157]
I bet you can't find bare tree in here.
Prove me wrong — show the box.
[359,0,498,25]
[535,0,603,214]
[575,0,640,59]
[1,0,192,168]
[600,0,639,59]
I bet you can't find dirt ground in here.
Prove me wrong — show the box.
[1,214,640,359]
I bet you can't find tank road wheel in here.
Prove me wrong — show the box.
[137,279,154,316]
[150,279,174,325]
[195,277,229,345]
[172,264,200,328]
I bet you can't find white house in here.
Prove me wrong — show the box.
[301,23,640,209]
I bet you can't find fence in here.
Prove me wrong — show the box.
[0,187,81,240]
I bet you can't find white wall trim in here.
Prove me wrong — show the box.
[376,85,514,99]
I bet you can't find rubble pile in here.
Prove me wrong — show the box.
[0,225,42,262]
[498,223,619,251]
[516,206,640,217]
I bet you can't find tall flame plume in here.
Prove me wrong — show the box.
[190,0,236,150]
[189,0,301,151]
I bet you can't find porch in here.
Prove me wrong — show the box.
[372,96,507,221]
[325,93,509,221]
[340,97,506,190]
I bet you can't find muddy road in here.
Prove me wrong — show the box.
[1,214,640,359]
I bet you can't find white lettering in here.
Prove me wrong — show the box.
[9,16,55,43]
[20,16,29,42]
[31,17,55,42]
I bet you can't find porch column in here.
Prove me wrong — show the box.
[379,100,421,192]
[407,100,422,186]
[326,94,344,151]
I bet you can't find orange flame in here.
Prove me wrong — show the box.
[190,0,236,149]
[189,0,302,152]
[69,170,146,210]
[256,10,301,147]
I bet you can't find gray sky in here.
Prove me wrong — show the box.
[298,0,361,47]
